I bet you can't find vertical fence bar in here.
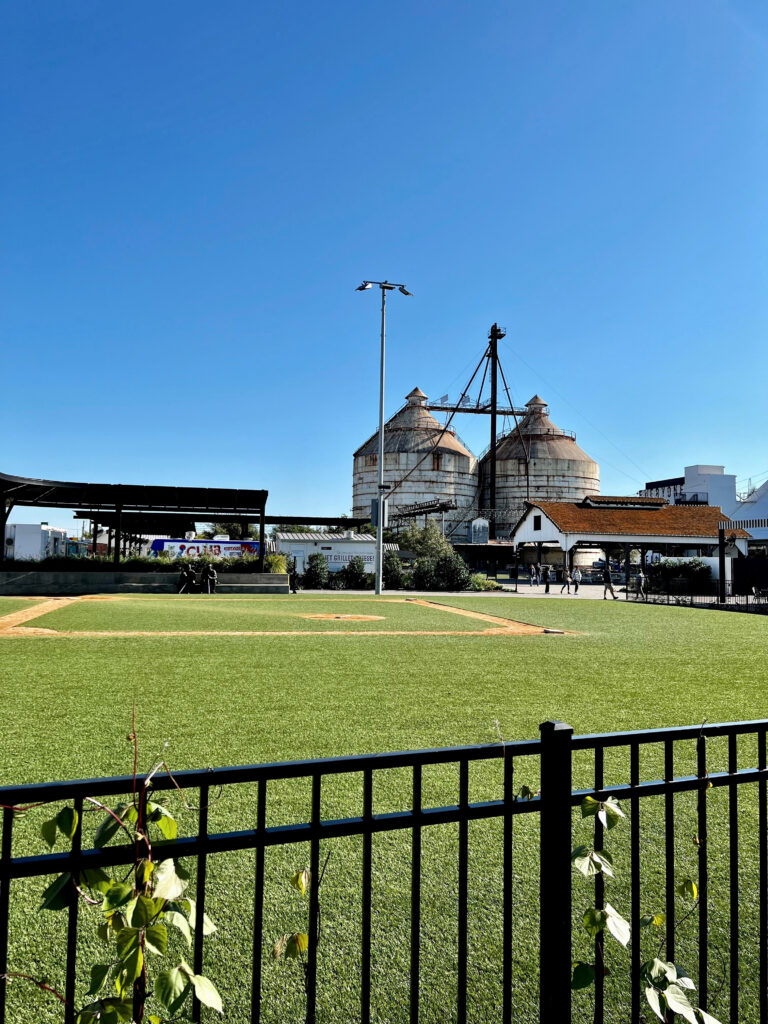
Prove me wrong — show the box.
[306,773,322,1024]
[630,742,641,1024]
[539,721,573,1024]
[191,783,209,1024]
[457,759,469,1024]
[728,733,739,1024]
[594,747,605,1024]
[361,769,373,1024]
[759,729,767,1024]
[664,740,675,963]
[251,778,267,1024]
[0,807,14,1024]
[502,749,514,1024]
[64,796,84,1024]
[410,764,422,1024]
[697,734,708,1009]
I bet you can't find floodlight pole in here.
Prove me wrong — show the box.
[356,279,412,595]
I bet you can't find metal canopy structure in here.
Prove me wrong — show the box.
[0,471,268,567]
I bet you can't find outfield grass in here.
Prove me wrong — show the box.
[1,595,767,1023]
[0,596,43,617]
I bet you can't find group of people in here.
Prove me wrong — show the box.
[528,562,583,595]
[177,562,219,594]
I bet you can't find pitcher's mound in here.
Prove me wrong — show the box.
[301,614,385,621]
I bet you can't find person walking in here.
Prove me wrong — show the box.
[529,564,536,587]
[636,567,646,600]
[560,567,571,595]
[535,562,542,585]
[542,564,551,594]
[572,567,582,596]
[603,564,619,600]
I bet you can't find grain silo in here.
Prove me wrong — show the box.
[352,388,478,519]
[479,395,600,533]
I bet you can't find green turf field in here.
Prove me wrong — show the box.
[0,596,43,616]
[1,595,766,1023]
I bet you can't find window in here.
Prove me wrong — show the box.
[432,453,442,472]
[365,454,377,467]
[533,514,542,531]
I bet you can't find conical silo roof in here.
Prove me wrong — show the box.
[354,388,475,458]
[481,395,596,463]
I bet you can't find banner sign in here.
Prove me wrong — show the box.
[150,539,260,559]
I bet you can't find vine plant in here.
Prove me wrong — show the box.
[1,724,223,1023]
[570,794,722,1024]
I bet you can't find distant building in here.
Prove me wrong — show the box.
[274,531,398,574]
[640,465,768,545]
[4,524,68,560]
[640,465,737,509]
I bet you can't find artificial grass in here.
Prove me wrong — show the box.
[29,595,493,634]
[1,596,767,1023]
[0,596,44,617]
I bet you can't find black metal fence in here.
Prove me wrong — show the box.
[629,583,768,613]
[1,719,767,1023]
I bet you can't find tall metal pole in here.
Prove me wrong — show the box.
[376,286,387,595]
[487,323,505,540]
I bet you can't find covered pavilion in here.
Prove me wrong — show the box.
[0,471,269,568]
[510,495,751,586]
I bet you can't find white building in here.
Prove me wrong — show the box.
[274,531,398,574]
[4,524,68,560]
[641,465,768,544]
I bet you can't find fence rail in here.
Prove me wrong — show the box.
[2,720,768,1023]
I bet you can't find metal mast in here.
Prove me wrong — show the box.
[487,323,505,540]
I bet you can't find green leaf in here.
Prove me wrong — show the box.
[165,910,192,945]
[571,847,614,877]
[665,982,697,1021]
[126,893,157,928]
[175,859,192,880]
[97,922,112,943]
[103,882,134,912]
[571,961,596,990]
[191,974,223,1013]
[600,798,626,830]
[56,807,79,841]
[145,923,168,956]
[93,803,135,849]
[517,784,537,800]
[582,908,608,938]
[677,877,698,901]
[645,986,667,1021]
[86,963,111,996]
[604,903,631,947]
[286,932,309,958]
[40,873,72,911]
[153,859,187,901]
[184,897,217,935]
[136,859,154,888]
[155,965,192,1014]
[640,913,666,929]
[291,868,311,895]
[80,868,112,895]
[148,802,178,841]
[580,796,600,818]
[115,927,140,960]
[41,818,58,850]
[114,946,143,998]
[695,1009,724,1024]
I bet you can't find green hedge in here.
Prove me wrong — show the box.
[0,555,277,575]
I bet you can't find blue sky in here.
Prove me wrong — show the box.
[3,1,767,528]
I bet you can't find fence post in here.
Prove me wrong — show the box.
[539,720,574,1024]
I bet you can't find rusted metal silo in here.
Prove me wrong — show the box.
[352,388,478,519]
[480,395,599,533]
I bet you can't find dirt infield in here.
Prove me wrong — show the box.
[0,595,562,638]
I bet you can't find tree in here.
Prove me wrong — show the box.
[433,551,471,591]
[341,555,372,590]
[302,552,329,589]
[383,551,405,589]
[397,520,451,559]
[201,522,256,540]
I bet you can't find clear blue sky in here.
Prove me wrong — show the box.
[3,1,767,528]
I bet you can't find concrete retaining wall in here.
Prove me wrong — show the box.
[0,572,290,596]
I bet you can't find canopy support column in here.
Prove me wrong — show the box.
[258,510,265,572]
[113,506,122,565]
